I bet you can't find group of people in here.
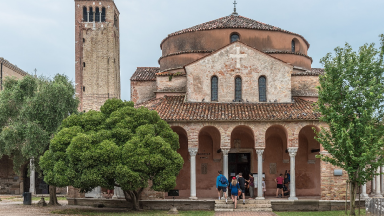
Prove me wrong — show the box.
[216,171,265,209]
[216,169,291,208]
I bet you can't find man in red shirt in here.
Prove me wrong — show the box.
[275,173,284,198]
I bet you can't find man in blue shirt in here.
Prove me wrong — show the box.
[216,171,228,203]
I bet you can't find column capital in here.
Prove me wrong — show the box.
[256,149,265,155]
[222,148,230,155]
[288,147,298,157]
[188,148,198,156]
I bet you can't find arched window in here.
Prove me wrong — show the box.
[211,76,218,101]
[89,7,94,22]
[231,33,240,43]
[83,7,87,22]
[95,7,100,22]
[101,7,106,22]
[259,76,267,102]
[291,40,295,52]
[235,77,242,102]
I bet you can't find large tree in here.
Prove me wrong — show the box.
[316,34,384,215]
[0,74,79,205]
[40,99,183,210]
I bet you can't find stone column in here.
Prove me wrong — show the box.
[375,167,382,197]
[288,148,298,200]
[381,166,384,195]
[29,159,35,194]
[87,12,89,22]
[99,12,102,22]
[112,186,118,199]
[371,174,376,195]
[222,148,230,180]
[256,149,265,200]
[188,148,198,200]
[361,183,369,199]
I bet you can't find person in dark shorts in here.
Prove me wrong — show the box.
[238,173,246,204]
[275,173,284,198]
[216,171,228,203]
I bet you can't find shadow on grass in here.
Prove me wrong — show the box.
[51,209,214,216]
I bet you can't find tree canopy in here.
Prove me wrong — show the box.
[316,34,384,215]
[40,99,184,210]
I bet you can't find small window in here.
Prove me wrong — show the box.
[211,76,218,101]
[89,7,94,22]
[291,40,295,52]
[83,62,86,67]
[259,76,267,102]
[83,86,85,92]
[95,7,100,22]
[83,38,85,43]
[231,33,240,43]
[101,7,106,22]
[83,7,87,22]
[235,77,242,102]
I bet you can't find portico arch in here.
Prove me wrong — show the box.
[296,125,321,196]
[170,126,190,198]
[264,125,289,196]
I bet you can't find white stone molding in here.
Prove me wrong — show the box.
[188,148,198,200]
[256,149,265,200]
[222,148,230,180]
[288,148,298,200]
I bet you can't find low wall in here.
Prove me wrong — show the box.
[272,200,366,211]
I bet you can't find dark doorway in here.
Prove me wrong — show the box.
[23,167,49,194]
[228,153,251,196]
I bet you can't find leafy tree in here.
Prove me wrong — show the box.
[40,99,184,210]
[0,74,79,205]
[316,34,384,215]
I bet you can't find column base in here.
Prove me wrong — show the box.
[256,197,265,200]
[288,196,298,200]
[360,194,369,199]
[374,194,383,198]
[112,195,118,199]
[189,196,198,200]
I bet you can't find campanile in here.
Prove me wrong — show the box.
[74,0,121,111]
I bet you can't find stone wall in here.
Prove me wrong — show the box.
[131,81,156,105]
[320,158,348,200]
[0,156,22,195]
[156,76,186,93]
[291,75,319,97]
[185,42,293,103]
[75,0,121,112]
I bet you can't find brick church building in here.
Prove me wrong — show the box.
[130,5,376,200]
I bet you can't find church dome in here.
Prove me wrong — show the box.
[159,14,312,73]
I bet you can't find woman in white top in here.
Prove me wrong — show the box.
[262,177,266,197]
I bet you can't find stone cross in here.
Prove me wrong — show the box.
[230,47,247,68]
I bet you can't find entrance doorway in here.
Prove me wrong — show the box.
[228,153,251,195]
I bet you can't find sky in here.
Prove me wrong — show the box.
[0,0,383,101]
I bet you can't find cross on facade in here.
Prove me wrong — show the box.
[230,47,247,68]
[233,0,238,15]
[34,68,37,77]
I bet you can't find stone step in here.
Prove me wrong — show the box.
[215,208,273,212]
[215,203,272,208]
[215,200,270,204]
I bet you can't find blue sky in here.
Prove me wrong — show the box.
[0,0,383,101]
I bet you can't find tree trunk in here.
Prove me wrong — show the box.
[350,181,357,216]
[123,189,143,211]
[48,185,60,206]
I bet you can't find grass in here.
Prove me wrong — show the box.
[51,209,214,216]
[275,209,366,216]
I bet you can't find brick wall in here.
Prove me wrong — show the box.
[131,81,156,105]
[0,156,23,195]
[320,159,349,200]
[291,75,319,97]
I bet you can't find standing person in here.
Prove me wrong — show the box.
[238,173,246,204]
[247,173,254,198]
[262,177,266,197]
[229,177,240,209]
[216,171,228,203]
[275,174,284,198]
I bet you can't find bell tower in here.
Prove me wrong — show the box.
[74,0,121,111]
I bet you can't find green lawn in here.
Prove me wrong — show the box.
[51,209,214,216]
[275,209,366,216]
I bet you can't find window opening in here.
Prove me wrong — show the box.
[259,76,267,102]
[83,7,87,22]
[89,7,94,22]
[211,76,218,101]
[231,33,240,43]
[83,62,86,67]
[83,38,85,43]
[83,86,85,92]
[101,7,106,22]
[291,40,295,52]
[235,77,242,102]
[95,7,100,22]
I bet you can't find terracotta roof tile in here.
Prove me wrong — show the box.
[130,67,159,81]
[161,15,310,48]
[0,57,28,77]
[136,96,319,121]
[292,68,325,76]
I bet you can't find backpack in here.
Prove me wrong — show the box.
[219,175,227,184]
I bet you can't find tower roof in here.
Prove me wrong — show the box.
[161,14,309,48]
